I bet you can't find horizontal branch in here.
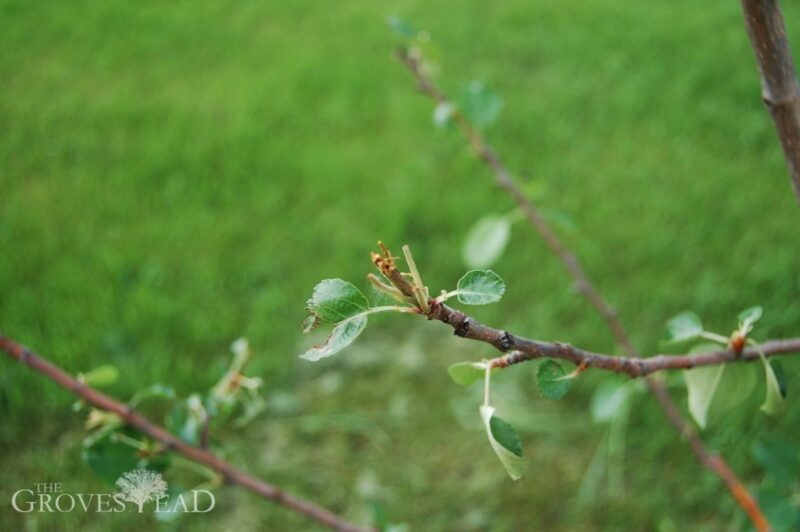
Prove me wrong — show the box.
[428,303,800,377]
[0,334,372,532]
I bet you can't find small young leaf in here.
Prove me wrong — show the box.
[386,16,417,39]
[433,102,455,128]
[461,215,511,269]
[761,358,785,415]
[447,362,487,387]
[458,82,503,129]
[480,405,526,480]
[536,360,570,400]
[685,365,726,429]
[738,306,763,329]
[82,365,119,388]
[307,279,370,323]
[662,312,703,347]
[300,316,367,362]
[456,270,506,305]
[591,379,632,424]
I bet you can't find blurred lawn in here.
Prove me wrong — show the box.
[2,0,800,530]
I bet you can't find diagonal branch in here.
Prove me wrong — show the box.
[397,48,769,531]
[427,302,800,376]
[741,0,800,200]
[0,334,373,532]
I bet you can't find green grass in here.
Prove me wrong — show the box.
[2,0,800,529]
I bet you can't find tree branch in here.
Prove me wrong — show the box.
[0,334,372,532]
[397,48,770,530]
[741,0,800,200]
[428,302,800,376]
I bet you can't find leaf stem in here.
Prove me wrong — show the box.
[483,364,491,407]
[701,332,730,345]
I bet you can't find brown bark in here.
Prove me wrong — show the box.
[742,0,800,200]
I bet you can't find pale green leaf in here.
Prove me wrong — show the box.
[433,102,455,128]
[456,270,506,305]
[738,306,763,328]
[761,358,785,416]
[663,311,703,347]
[536,360,570,400]
[82,365,119,388]
[459,82,502,129]
[480,405,526,480]
[307,279,369,323]
[461,215,511,269]
[447,362,487,387]
[300,316,367,361]
[591,379,632,424]
[685,364,726,429]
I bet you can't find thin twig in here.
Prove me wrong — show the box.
[428,303,800,376]
[0,334,373,532]
[741,0,800,200]
[397,48,770,530]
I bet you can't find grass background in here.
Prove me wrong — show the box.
[2,0,800,529]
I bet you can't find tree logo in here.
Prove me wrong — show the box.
[115,469,168,513]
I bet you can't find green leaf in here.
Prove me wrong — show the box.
[456,270,506,305]
[591,379,632,424]
[662,311,703,348]
[82,433,142,485]
[458,82,502,129]
[447,362,487,387]
[489,415,523,457]
[386,16,417,39]
[761,358,785,416]
[738,306,763,330]
[480,405,526,480]
[685,365,725,429]
[82,364,119,388]
[433,102,455,128]
[536,360,570,400]
[461,215,511,269]
[307,279,369,324]
[300,316,367,361]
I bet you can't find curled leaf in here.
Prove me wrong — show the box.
[761,358,785,416]
[480,405,526,480]
[300,316,367,362]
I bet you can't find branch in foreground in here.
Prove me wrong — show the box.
[428,303,800,376]
[396,48,770,530]
[741,0,800,200]
[0,334,372,532]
